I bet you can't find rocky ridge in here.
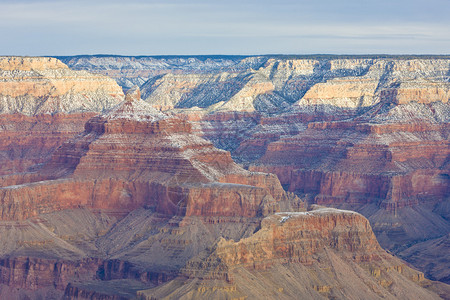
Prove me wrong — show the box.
[57,55,266,89]
[136,57,450,114]
[0,87,290,221]
[0,56,123,115]
[140,207,449,300]
[0,86,298,298]
[1,55,449,297]
[122,56,450,283]
[0,57,124,176]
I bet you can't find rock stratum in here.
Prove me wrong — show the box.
[141,207,449,300]
[80,55,448,283]
[0,56,123,115]
[80,55,448,285]
[0,86,301,298]
[57,55,266,90]
[0,86,289,221]
[0,55,449,298]
[0,57,123,175]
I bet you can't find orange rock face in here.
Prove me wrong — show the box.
[174,59,450,281]
[0,87,293,221]
[0,113,95,176]
[1,56,449,297]
[144,207,445,300]
[210,208,381,268]
[0,56,125,178]
[252,119,450,207]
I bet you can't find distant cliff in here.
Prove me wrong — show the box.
[0,55,449,294]
[0,56,123,115]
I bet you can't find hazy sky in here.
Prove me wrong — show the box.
[1,0,449,56]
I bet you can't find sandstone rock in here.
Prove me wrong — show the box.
[58,55,265,90]
[0,87,295,221]
[1,55,449,298]
[140,72,248,111]
[0,256,101,290]
[0,56,123,115]
[0,56,124,176]
[0,113,96,176]
[249,108,450,250]
[0,205,446,299]
[140,207,447,300]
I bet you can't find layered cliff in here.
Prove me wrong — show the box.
[0,56,123,115]
[0,56,124,176]
[140,207,449,300]
[2,204,446,299]
[0,86,300,298]
[0,86,292,221]
[110,55,449,284]
[249,98,449,261]
[135,57,448,114]
[57,55,265,89]
[0,55,449,297]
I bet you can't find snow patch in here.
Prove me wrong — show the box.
[104,98,167,122]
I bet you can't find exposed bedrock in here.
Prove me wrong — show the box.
[0,56,124,176]
[0,87,295,222]
[141,207,449,300]
[0,56,449,297]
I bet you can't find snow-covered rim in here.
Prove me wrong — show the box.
[274,207,360,223]
[103,98,168,122]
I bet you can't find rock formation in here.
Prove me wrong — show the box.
[0,86,299,298]
[1,55,449,298]
[140,207,449,300]
[58,55,265,90]
[0,86,291,221]
[1,202,447,299]
[0,56,123,115]
[0,56,124,176]
[133,56,448,284]
[0,113,96,176]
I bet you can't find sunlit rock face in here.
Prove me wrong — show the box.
[0,56,124,176]
[0,86,292,221]
[0,56,449,298]
[116,56,449,284]
[140,207,447,300]
[0,56,124,115]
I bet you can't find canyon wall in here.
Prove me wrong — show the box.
[141,207,448,300]
[0,55,449,297]
[0,57,124,175]
[117,55,449,283]
[0,56,123,115]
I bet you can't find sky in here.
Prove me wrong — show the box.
[1,0,449,56]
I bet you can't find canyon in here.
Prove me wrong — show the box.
[0,55,448,298]
[0,56,123,175]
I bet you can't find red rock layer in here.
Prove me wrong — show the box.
[182,207,383,281]
[252,120,450,210]
[0,89,293,221]
[204,208,381,270]
[0,257,101,290]
[143,207,444,300]
[0,113,95,176]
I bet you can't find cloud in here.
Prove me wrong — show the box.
[0,0,449,55]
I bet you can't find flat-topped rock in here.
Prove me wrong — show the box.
[0,56,124,115]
